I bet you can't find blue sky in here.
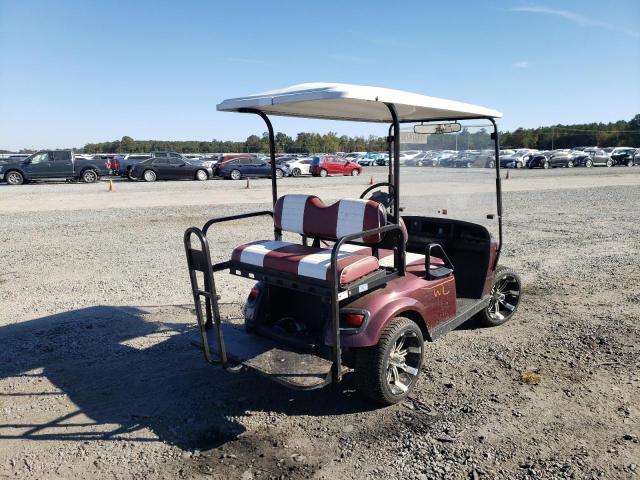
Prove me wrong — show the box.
[0,0,638,150]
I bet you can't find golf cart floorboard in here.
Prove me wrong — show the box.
[192,323,345,390]
[430,296,491,340]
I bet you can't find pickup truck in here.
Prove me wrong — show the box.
[0,150,109,185]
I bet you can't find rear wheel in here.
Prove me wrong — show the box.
[81,169,98,183]
[275,168,284,179]
[585,159,593,168]
[487,160,495,168]
[606,159,613,167]
[143,169,157,182]
[543,161,550,169]
[355,317,424,405]
[230,169,241,180]
[292,168,301,177]
[476,266,521,327]
[195,169,208,181]
[319,169,328,177]
[626,159,634,167]
[567,160,574,168]
[5,170,24,185]
[351,168,360,176]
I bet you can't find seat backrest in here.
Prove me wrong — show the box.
[274,195,386,243]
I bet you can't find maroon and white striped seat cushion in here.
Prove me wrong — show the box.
[231,240,378,285]
[274,195,386,243]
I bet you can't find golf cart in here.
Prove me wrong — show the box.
[184,83,521,404]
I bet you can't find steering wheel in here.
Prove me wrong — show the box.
[360,182,396,212]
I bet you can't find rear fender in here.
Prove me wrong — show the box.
[330,297,429,348]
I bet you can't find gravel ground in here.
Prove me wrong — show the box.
[1,167,639,479]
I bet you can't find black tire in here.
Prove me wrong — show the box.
[142,169,157,182]
[319,169,328,177]
[81,169,98,183]
[606,159,613,167]
[275,168,284,179]
[543,161,550,169]
[585,159,593,168]
[626,159,634,167]
[292,168,301,177]
[127,168,136,180]
[5,170,24,185]
[487,160,495,168]
[230,169,241,180]
[567,160,574,168]
[355,317,424,405]
[195,169,208,181]
[351,168,359,176]
[475,266,522,327]
[516,161,523,169]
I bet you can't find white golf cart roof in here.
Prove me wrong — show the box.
[217,82,502,122]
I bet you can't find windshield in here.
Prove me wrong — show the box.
[399,121,499,235]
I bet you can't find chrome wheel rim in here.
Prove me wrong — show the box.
[144,170,156,181]
[196,170,207,180]
[276,169,283,178]
[352,169,359,176]
[488,274,521,322]
[84,171,96,182]
[320,170,327,177]
[231,170,241,180]
[386,331,422,396]
[7,172,21,185]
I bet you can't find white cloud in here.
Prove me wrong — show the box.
[512,6,640,38]
[513,61,530,69]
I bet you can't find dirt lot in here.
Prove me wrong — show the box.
[1,167,639,479]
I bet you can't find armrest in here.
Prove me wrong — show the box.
[425,243,454,280]
[202,210,273,235]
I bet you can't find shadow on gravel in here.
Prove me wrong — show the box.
[0,305,376,451]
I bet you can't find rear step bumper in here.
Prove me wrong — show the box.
[191,324,347,390]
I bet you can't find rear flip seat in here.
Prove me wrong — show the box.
[230,195,386,286]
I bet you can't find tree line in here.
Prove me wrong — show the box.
[8,114,638,155]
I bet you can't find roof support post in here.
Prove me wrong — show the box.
[238,108,281,241]
[385,103,405,276]
[488,117,503,267]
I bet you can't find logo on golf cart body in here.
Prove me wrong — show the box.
[433,284,451,297]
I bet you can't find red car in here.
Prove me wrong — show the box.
[310,155,362,177]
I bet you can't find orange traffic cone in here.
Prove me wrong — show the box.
[108,178,115,192]
[369,175,374,185]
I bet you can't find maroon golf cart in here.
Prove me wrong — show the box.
[184,83,522,404]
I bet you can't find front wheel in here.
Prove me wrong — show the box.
[82,169,98,183]
[143,169,157,182]
[351,168,360,176]
[585,159,593,168]
[230,169,241,180]
[292,168,301,177]
[319,169,328,177]
[355,317,424,405]
[275,168,284,179]
[487,160,495,168]
[567,160,574,168]
[195,169,208,181]
[5,170,24,185]
[476,266,522,327]
[606,159,613,167]
[626,159,634,167]
[543,161,550,169]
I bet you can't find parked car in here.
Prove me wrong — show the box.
[375,153,390,166]
[129,157,212,182]
[610,147,636,167]
[526,152,552,169]
[454,152,495,168]
[405,151,434,166]
[113,154,151,178]
[357,153,383,166]
[0,150,109,185]
[582,148,613,167]
[310,155,362,177]
[218,156,290,180]
[546,150,579,168]
[500,151,531,169]
[285,157,313,176]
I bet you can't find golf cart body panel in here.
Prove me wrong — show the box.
[185,82,517,402]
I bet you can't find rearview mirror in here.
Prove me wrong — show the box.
[414,123,462,134]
